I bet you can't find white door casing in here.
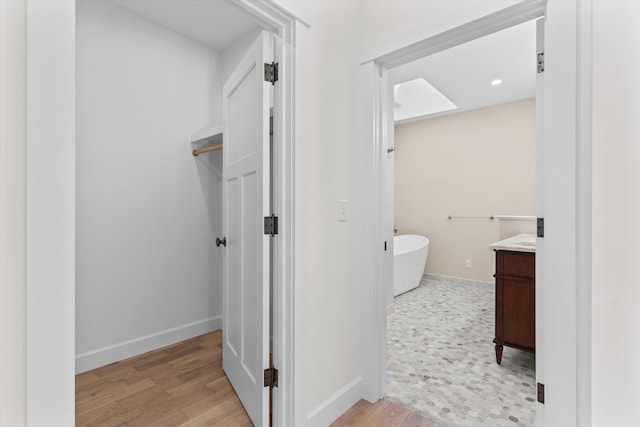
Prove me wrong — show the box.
[222,30,273,427]
[382,68,394,310]
[358,3,598,426]
[535,16,546,427]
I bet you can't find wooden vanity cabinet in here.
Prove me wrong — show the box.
[493,250,535,364]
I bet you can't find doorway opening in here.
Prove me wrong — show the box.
[386,18,538,425]
[359,1,549,426]
[73,1,295,426]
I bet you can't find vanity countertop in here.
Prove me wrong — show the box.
[489,233,536,253]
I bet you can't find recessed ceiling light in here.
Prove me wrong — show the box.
[491,79,503,86]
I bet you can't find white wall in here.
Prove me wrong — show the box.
[26,0,76,424]
[270,2,365,424]
[359,0,522,63]
[75,0,223,372]
[592,2,640,425]
[394,99,536,282]
[0,0,27,425]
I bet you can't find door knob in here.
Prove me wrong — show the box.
[216,237,227,247]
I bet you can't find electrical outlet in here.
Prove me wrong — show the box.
[465,259,472,268]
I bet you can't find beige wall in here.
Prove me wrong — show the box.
[394,98,536,282]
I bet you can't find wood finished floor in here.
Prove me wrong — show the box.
[75,330,252,426]
[331,399,434,427]
[77,331,434,427]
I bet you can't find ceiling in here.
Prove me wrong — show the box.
[391,19,538,124]
[106,0,534,122]
[108,0,262,51]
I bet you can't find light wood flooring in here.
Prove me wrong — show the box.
[331,399,434,427]
[77,331,434,427]
[76,330,252,426]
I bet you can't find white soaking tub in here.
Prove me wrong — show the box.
[393,234,429,297]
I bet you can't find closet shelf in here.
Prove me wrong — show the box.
[190,125,223,157]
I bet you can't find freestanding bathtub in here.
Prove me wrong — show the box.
[393,234,429,297]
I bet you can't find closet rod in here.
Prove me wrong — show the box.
[192,144,223,157]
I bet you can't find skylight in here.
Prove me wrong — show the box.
[394,78,457,122]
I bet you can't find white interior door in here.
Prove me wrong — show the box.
[222,30,272,427]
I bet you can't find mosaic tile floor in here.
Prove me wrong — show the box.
[386,274,536,427]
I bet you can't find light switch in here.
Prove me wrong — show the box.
[338,200,348,222]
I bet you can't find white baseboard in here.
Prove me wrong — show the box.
[424,272,492,286]
[75,316,221,374]
[306,376,363,427]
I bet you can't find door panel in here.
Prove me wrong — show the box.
[226,176,241,357]
[241,171,259,381]
[222,31,272,427]
[227,65,261,164]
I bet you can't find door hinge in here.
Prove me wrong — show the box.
[264,214,279,236]
[264,367,279,388]
[537,218,544,238]
[537,382,545,404]
[264,62,278,85]
[537,52,545,73]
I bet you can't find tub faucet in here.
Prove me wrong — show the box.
[394,225,398,234]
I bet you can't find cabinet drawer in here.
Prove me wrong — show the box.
[496,251,535,279]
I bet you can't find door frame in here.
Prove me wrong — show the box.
[23,0,300,425]
[358,1,592,425]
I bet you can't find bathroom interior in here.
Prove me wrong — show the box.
[386,18,539,427]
